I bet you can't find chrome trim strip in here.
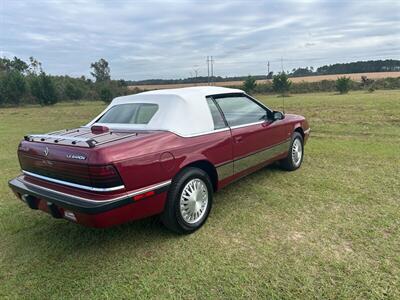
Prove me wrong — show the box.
[28,134,91,142]
[215,139,291,180]
[216,161,234,181]
[22,170,125,192]
[18,177,172,203]
[229,120,265,130]
[178,127,230,138]
[234,139,291,174]
[175,120,270,138]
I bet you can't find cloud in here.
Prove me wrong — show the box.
[0,0,399,80]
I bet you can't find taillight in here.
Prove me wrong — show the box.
[88,165,124,188]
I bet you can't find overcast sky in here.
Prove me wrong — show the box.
[1,0,399,80]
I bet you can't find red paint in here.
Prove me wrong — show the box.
[10,111,309,228]
[230,120,287,161]
[74,192,166,228]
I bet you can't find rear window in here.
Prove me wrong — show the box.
[97,103,158,124]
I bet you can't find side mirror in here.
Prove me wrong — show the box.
[272,111,285,121]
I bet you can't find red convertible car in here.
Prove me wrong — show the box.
[9,86,309,233]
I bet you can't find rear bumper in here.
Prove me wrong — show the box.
[9,175,170,227]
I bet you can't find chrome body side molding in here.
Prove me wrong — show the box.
[22,170,125,192]
[17,176,172,203]
[215,139,291,180]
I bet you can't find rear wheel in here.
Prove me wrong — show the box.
[161,167,213,234]
[280,132,304,171]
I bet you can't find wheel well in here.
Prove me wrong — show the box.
[294,127,304,139]
[181,160,218,191]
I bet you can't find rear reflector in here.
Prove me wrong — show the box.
[133,190,155,201]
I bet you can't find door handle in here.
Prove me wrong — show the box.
[234,136,243,143]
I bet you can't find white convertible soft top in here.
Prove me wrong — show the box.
[86,86,244,137]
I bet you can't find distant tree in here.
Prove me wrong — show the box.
[11,57,29,73]
[272,73,292,95]
[90,58,110,82]
[0,70,26,105]
[335,76,351,94]
[0,57,29,74]
[266,71,273,79]
[30,72,58,105]
[291,67,313,77]
[316,59,400,75]
[117,79,127,87]
[65,82,84,100]
[99,85,113,103]
[28,57,42,75]
[243,76,257,94]
[1,56,43,76]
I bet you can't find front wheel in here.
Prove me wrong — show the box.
[280,132,304,171]
[161,167,213,234]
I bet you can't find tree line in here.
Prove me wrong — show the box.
[241,73,400,95]
[290,59,400,77]
[1,57,400,106]
[127,59,400,85]
[0,57,129,106]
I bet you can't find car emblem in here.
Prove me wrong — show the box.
[44,147,49,157]
[66,154,87,160]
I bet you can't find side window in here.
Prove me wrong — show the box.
[214,96,266,127]
[206,98,226,130]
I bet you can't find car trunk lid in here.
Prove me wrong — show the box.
[18,127,144,190]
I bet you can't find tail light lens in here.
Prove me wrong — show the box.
[88,165,124,188]
[19,152,123,190]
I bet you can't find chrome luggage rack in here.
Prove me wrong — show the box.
[24,128,138,148]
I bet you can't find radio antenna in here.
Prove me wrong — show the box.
[281,57,285,114]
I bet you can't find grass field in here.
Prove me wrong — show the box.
[0,90,399,299]
[129,71,400,90]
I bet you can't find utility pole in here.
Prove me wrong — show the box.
[267,61,270,75]
[207,56,210,85]
[210,56,214,85]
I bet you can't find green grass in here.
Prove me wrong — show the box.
[1,90,399,299]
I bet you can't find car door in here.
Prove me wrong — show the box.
[212,93,287,175]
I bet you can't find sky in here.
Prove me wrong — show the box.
[0,0,399,80]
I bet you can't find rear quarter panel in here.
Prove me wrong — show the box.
[98,130,233,191]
